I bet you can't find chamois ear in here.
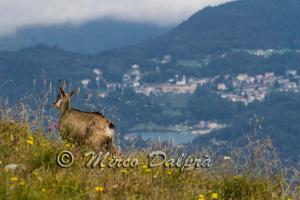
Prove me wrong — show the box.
[69,89,75,98]
[60,87,66,97]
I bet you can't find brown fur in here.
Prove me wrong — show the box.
[53,87,116,153]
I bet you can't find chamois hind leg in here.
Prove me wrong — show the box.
[85,124,103,151]
[95,137,117,154]
[104,137,118,155]
[85,130,112,153]
[86,123,117,154]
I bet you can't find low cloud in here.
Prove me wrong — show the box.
[0,0,232,35]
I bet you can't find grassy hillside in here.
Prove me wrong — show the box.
[0,119,299,199]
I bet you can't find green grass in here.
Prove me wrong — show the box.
[0,120,299,200]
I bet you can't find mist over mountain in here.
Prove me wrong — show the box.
[0,19,172,54]
[95,0,300,61]
[147,0,300,56]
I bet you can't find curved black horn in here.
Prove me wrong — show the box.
[57,79,62,89]
[63,80,69,90]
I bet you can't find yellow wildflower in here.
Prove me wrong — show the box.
[287,198,292,200]
[211,193,219,199]
[41,188,47,193]
[95,186,104,192]
[120,169,127,174]
[19,181,25,186]
[27,139,34,145]
[107,157,113,161]
[164,162,170,167]
[166,171,172,175]
[32,171,38,176]
[100,163,107,168]
[28,136,34,141]
[145,168,151,173]
[142,164,148,169]
[65,143,71,148]
[10,177,18,182]
[198,194,205,200]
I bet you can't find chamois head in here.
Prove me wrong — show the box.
[53,86,75,113]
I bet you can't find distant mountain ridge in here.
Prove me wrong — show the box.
[0,19,172,54]
[97,0,300,61]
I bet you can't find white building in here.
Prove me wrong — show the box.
[217,83,227,90]
[81,79,90,89]
[176,75,187,85]
[237,74,248,81]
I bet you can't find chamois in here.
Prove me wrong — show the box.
[53,85,116,153]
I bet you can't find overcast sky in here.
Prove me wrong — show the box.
[0,0,232,36]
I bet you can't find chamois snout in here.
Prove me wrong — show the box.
[52,96,61,108]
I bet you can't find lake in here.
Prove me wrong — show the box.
[125,131,198,144]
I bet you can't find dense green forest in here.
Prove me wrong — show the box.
[193,92,300,160]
